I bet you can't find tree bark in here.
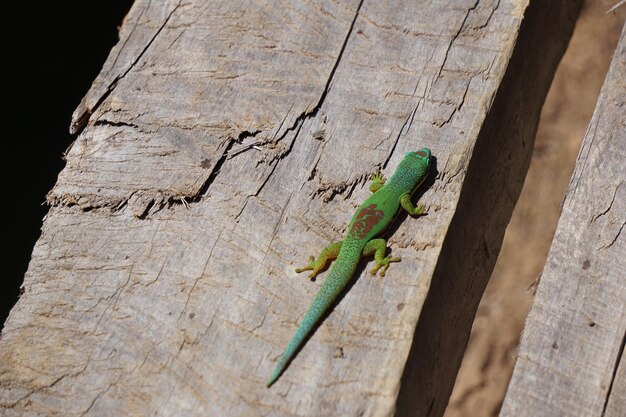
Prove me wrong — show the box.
[1,1,582,416]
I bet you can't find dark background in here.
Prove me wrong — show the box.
[3,2,133,329]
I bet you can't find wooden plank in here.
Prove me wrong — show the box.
[0,1,581,416]
[500,25,626,417]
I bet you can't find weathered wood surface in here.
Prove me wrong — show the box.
[500,25,626,417]
[0,1,581,416]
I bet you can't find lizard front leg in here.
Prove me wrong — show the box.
[369,167,386,193]
[363,238,400,277]
[400,193,427,216]
[295,241,343,280]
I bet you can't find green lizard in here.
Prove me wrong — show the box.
[267,148,431,387]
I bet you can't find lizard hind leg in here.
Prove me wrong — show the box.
[295,241,343,280]
[363,238,400,277]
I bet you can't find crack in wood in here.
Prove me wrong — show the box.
[435,0,480,81]
[71,1,182,135]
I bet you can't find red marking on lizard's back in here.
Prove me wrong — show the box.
[349,204,385,239]
[415,151,427,157]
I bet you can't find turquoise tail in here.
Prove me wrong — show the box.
[266,253,360,387]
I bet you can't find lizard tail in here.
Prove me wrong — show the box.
[266,253,360,387]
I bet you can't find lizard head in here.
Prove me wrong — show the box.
[409,148,430,164]
[406,147,431,168]
[396,148,431,190]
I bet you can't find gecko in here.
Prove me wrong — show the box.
[266,148,431,387]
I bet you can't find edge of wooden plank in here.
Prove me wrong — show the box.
[395,1,584,415]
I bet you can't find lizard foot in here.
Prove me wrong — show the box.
[370,256,400,277]
[369,168,386,193]
[294,241,342,281]
[295,256,322,280]
[372,168,385,183]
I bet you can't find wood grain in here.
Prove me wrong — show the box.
[0,1,581,416]
[500,25,626,417]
